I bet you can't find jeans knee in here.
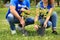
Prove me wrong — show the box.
[52,12,57,18]
[47,21,52,27]
[7,13,14,22]
[26,18,34,24]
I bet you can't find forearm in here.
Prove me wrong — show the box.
[34,16,38,23]
[45,15,50,23]
[10,6,22,20]
[10,9,21,20]
[45,8,54,23]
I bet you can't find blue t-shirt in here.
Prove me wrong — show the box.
[6,0,30,18]
[36,1,53,11]
[36,1,54,19]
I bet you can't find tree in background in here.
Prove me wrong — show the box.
[30,0,36,7]
[0,0,5,8]
[36,0,60,6]
[0,0,60,7]
[56,0,60,6]
[36,0,41,5]
[2,0,10,4]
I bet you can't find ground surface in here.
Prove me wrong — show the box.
[0,7,60,40]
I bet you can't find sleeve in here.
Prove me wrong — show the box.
[10,0,17,7]
[26,0,30,9]
[36,2,40,8]
[36,1,43,8]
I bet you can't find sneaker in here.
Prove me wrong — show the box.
[52,31,58,35]
[37,26,45,36]
[21,29,28,36]
[11,30,16,35]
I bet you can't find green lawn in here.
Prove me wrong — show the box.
[0,7,60,40]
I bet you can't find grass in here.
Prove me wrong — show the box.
[0,7,60,40]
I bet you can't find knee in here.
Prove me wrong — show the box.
[47,21,52,27]
[26,18,34,23]
[52,12,57,18]
[7,13,14,22]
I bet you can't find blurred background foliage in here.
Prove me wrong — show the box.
[0,0,60,8]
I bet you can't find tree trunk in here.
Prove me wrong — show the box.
[3,0,10,4]
[57,1,60,6]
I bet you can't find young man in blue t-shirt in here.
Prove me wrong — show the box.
[6,0,34,35]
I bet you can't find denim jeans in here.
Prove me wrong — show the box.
[39,11,57,28]
[7,13,34,30]
[6,11,57,30]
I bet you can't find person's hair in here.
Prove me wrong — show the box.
[48,0,54,5]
